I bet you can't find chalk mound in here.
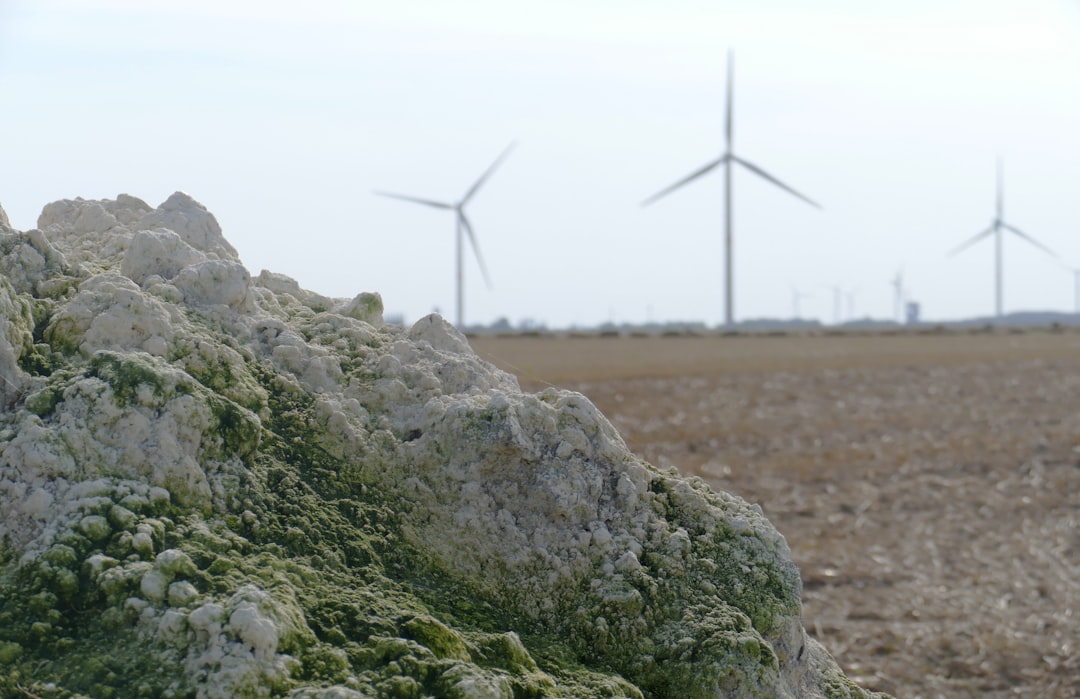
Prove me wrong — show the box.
[0,194,889,698]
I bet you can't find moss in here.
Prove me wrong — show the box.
[3,283,36,371]
[205,393,262,464]
[169,338,270,415]
[28,298,52,337]
[41,314,83,357]
[86,352,185,408]
[646,473,802,638]
[24,386,60,416]
[2,614,183,698]
[0,642,22,665]
[17,342,60,378]
[78,516,111,543]
[401,615,472,662]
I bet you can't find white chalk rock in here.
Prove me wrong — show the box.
[254,270,335,312]
[173,259,252,311]
[0,277,34,406]
[45,273,181,356]
[338,291,384,326]
[37,197,135,272]
[121,228,208,285]
[138,191,238,262]
[0,228,77,297]
[110,193,156,225]
[38,198,119,237]
[408,313,473,355]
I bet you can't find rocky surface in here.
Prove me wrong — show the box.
[0,194,887,698]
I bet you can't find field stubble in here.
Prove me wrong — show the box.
[471,331,1080,698]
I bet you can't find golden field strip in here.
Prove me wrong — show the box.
[470,329,1080,699]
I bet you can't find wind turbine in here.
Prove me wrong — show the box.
[1055,262,1080,315]
[891,268,904,323]
[1071,268,1080,315]
[824,284,858,324]
[642,51,821,327]
[844,285,859,321]
[948,159,1056,318]
[375,143,516,328]
[789,285,810,319]
[828,285,844,325]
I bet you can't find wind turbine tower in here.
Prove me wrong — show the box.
[845,286,859,321]
[643,51,821,327]
[1073,269,1080,315]
[948,159,1056,318]
[830,286,844,325]
[1062,264,1080,314]
[375,143,516,328]
[891,269,904,323]
[790,285,810,319]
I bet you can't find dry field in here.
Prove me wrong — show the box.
[470,329,1080,699]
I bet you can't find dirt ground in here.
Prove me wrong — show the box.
[470,329,1080,699]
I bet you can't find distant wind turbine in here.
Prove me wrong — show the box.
[375,142,516,327]
[845,286,859,320]
[829,285,844,324]
[891,268,904,323]
[790,285,810,319]
[825,284,858,324]
[948,159,1056,318]
[642,50,821,327]
[1071,268,1080,315]
[1057,262,1080,314]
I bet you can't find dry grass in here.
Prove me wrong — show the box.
[471,330,1080,698]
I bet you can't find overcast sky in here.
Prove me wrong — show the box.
[2,1,1079,327]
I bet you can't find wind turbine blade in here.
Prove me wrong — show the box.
[1002,223,1057,257]
[947,226,995,257]
[373,191,454,210]
[459,212,492,289]
[462,142,517,205]
[729,155,821,209]
[641,156,727,206]
[725,50,734,151]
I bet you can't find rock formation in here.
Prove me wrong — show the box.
[0,193,889,698]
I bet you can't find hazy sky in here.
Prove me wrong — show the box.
[2,1,1079,327]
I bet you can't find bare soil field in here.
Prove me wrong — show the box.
[470,330,1080,698]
